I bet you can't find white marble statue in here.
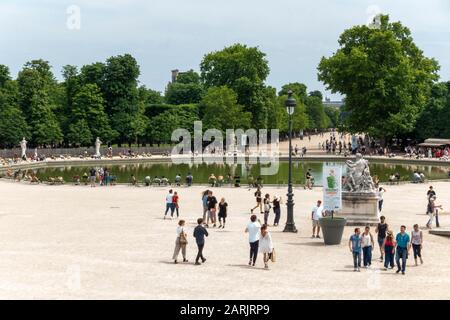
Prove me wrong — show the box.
[343,153,375,192]
[20,137,27,159]
[95,137,102,157]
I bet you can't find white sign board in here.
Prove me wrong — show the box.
[323,165,342,211]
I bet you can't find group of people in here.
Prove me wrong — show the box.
[201,190,228,228]
[349,217,424,275]
[172,214,275,269]
[164,189,181,219]
[250,187,282,226]
[426,186,443,229]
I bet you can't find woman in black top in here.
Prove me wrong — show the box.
[272,196,281,226]
[206,191,218,228]
[251,187,263,214]
[218,197,228,229]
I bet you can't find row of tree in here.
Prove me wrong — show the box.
[0,46,335,148]
[318,15,443,146]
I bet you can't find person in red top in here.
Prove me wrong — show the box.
[382,231,396,270]
[172,191,180,218]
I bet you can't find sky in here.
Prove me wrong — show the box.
[1,0,450,100]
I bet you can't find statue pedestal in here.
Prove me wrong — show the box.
[337,192,379,226]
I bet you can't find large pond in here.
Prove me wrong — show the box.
[31,160,450,185]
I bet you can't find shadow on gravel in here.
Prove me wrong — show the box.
[285,242,325,246]
[227,264,269,271]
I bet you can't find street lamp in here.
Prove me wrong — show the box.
[283,90,298,233]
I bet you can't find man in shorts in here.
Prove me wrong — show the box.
[311,200,324,238]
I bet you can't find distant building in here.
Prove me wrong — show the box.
[323,97,344,108]
[170,69,194,83]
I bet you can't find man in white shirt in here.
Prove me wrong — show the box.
[311,200,324,239]
[245,215,261,267]
[164,189,174,219]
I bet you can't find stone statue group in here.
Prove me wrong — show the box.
[343,153,376,193]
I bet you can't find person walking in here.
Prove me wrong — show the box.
[245,215,261,267]
[375,216,389,261]
[89,167,96,187]
[426,195,443,229]
[263,194,271,225]
[311,200,324,238]
[193,218,208,265]
[201,190,209,224]
[172,191,180,218]
[164,189,174,219]
[218,197,228,229]
[251,187,263,214]
[395,225,411,275]
[186,173,193,186]
[172,220,188,264]
[378,187,386,212]
[259,224,274,269]
[305,169,313,190]
[272,196,281,226]
[426,186,436,214]
[349,228,362,272]
[382,231,396,270]
[361,226,374,268]
[206,190,218,228]
[411,224,424,266]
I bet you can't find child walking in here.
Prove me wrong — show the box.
[218,197,228,229]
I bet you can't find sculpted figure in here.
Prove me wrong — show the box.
[343,153,375,192]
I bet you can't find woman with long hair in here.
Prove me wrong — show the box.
[259,224,274,269]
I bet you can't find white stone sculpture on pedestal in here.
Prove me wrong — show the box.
[95,137,102,158]
[337,153,379,226]
[20,137,27,160]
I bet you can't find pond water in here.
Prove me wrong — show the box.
[32,160,450,185]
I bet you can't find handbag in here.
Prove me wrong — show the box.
[270,248,276,262]
[179,229,188,245]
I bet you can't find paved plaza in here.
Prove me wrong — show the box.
[1,179,450,299]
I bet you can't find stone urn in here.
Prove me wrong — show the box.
[319,215,347,245]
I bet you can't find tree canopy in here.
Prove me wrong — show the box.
[318,14,439,143]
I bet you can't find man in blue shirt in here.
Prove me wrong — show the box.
[349,228,362,272]
[193,218,209,265]
[395,225,411,275]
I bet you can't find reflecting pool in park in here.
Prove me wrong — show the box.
[32,160,450,185]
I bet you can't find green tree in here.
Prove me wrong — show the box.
[177,70,201,84]
[200,86,252,132]
[165,82,204,105]
[324,106,341,128]
[318,15,439,144]
[278,83,308,103]
[17,60,63,145]
[66,119,93,146]
[146,107,198,145]
[71,84,117,143]
[414,82,450,140]
[0,71,30,147]
[305,95,329,129]
[80,62,106,91]
[309,90,323,100]
[138,86,163,105]
[0,65,10,87]
[103,54,144,145]
[200,44,270,128]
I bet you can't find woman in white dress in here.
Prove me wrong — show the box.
[259,224,274,269]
